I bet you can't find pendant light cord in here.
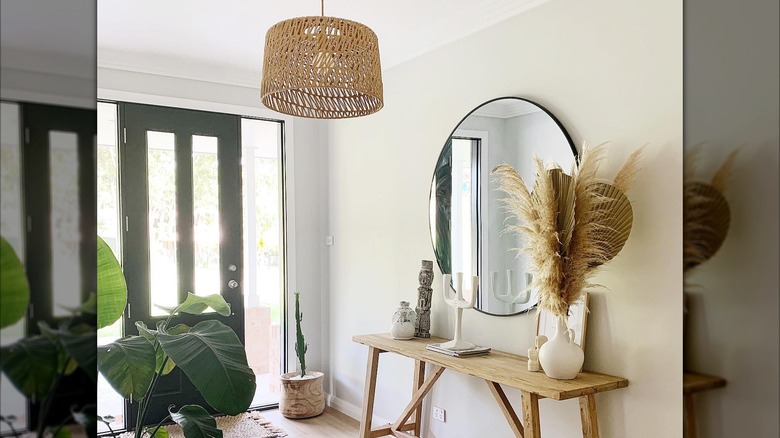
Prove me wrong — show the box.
[321,0,324,16]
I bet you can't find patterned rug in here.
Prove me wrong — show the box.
[118,411,287,437]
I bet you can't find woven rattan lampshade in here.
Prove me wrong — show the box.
[260,15,383,119]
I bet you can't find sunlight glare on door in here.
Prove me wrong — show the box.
[147,131,178,316]
[192,135,221,297]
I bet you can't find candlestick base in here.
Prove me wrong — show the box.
[439,339,477,351]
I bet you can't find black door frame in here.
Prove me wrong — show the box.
[16,101,97,431]
[118,102,244,426]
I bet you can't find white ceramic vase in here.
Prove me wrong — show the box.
[391,301,416,340]
[538,315,584,380]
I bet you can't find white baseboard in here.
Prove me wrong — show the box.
[326,393,393,427]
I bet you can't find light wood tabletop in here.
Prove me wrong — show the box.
[683,371,726,438]
[683,372,726,394]
[353,333,629,437]
[353,333,628,401]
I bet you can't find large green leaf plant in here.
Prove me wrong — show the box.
[0,236,111,438]
[96,243,256,438]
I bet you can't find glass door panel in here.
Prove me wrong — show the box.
[49,131,82,316]
[97,101,125,433]
[147,131,178,316]
[192,135,221,297]
[241,118,285,407]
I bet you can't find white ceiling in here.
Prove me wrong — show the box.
[1,0,95,60]
[97,0,550,85]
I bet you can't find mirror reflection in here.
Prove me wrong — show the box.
[429,97,577,316]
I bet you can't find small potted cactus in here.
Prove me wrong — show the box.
[279,291,325,418]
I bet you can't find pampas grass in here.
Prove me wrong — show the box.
[493,144,642,318]
[493,159,565,316]
[613,145,646,193]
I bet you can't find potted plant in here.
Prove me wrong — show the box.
[279,292,325,419]
[93,237,256,438]
[0,235,99,438]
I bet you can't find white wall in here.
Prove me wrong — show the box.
[325,0,682,436]
[97,67,330,381]
[1,48,95,109]
[684,0,779,436]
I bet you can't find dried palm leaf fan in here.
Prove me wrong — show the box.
[683,148,736,271]
[548,168,576,251]
[586,182,633,267]
[260,0,384,119]
[683,182,730,270]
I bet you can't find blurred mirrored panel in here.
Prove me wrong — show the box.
[2,0,97,434]
[0,101,27,435]
[684,0,779,436]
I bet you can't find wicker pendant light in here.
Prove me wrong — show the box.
[260,0,383,119]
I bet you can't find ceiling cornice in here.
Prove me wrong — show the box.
[98,48,260,89]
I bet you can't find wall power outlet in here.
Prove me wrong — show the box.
[433,406,446,422]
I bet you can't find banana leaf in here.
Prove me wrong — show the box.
[136,321,189,375]
[168,405,221,438]
[97,236,127,329]
[0,236,29,329]
[157,293,230,317]
[97,336,156,401]
[434,138,453,275]
[59,329,97,383]
[158,320,255,415]
[0,335,59,399]
[38,321,97,383]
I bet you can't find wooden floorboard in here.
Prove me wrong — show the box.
[260,407,360,437]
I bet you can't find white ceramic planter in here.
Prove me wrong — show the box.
[538,316,584,380]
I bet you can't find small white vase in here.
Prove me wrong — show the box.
[538,315,584,380]
[391,301,416,340]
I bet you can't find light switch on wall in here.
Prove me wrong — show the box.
[325,235,334,246]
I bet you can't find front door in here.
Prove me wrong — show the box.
[119,103,244,426]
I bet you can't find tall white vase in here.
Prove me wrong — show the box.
[538,315,584,379]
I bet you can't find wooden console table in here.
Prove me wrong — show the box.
[353,333,628,438]
[683,372,726,438]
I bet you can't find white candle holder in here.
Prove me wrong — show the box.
[491,270,531,305]
[441,273,478,351]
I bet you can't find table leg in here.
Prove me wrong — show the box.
[683,393,697,438]
[521,391,541,438]
[359,346,381,438]
[578,394,600,438]
[393,366,445,430]
[411,360,425,436]
[486,380,524,437]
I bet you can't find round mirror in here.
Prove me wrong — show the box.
[429,97,577,316]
